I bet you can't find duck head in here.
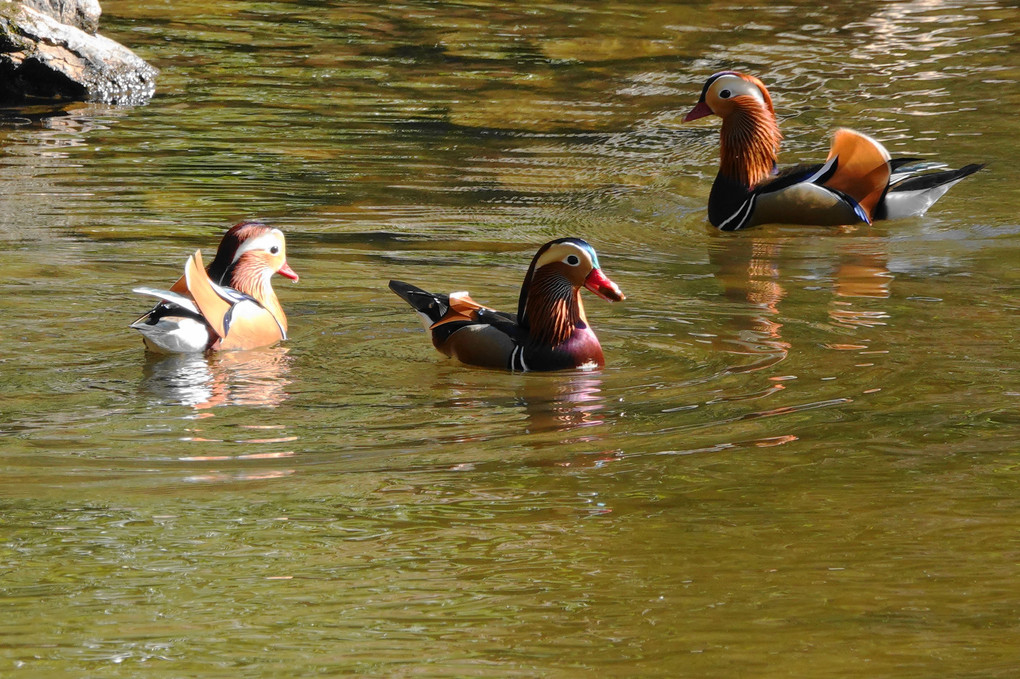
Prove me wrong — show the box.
[517,238,624,346]
[684,71,782,188]
[207,220,299,291]
[205,221,298,335]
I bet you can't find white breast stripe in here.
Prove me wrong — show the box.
[719,194,757,231]
[510,345,530,373]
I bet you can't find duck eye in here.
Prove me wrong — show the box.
[566,255,580,266]
[270,246,280,255]
[719,89,731,99]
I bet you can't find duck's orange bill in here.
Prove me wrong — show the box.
[584,268,625,302]
[278,261,299,282]
[683,101,713,122]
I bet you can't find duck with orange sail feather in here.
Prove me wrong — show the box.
[684,71,984,231]
[131,221,298,352]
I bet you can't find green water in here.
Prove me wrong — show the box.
[1,0,1018,676]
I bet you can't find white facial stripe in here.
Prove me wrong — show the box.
[712,75,765,108]
[232,229,284,263]
[538,244,593,270]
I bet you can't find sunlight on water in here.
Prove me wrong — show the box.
[0,0,1018,676]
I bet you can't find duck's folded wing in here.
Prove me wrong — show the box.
[421,290,489,329]
[132,287,201,316]
[130,286,213,352]
[430,305,521,346]
[427,303,522,369]
[474,307,524,342]
[185,250,285,349]
[878,162,984,220]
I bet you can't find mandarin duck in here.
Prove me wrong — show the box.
[684,71,984,231]
[131,221,298,353]
[389,238,625,372]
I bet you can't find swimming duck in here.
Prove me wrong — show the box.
[684,71,984,231]
[389,238,625,372]
[131,221,298,353]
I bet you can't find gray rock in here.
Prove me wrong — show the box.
[23,0,101,33]
[0,2,156,105]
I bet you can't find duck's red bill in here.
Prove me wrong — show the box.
[584,268,624,302]
[278,261,299,282]
[683,101,713,122]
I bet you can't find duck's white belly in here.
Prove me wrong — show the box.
[133,316,212,353]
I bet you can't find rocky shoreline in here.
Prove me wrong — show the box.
[0,0,156,105]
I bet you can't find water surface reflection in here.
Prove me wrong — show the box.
[708,232,894,373]
[519,373,607,435]
[709,236,791,374]
[140,347,293,409]
[0,0,1014,675]
[831,241,893,329]
[514,372,622,470]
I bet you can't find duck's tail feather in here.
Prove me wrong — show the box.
[389,280,451,326]
[889,163,985,192]
[878,163,985,220]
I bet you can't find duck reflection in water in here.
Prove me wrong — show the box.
[830,241,893,328]
[709,237,791,373]
[517,373,623,469]
[140,346,293,409]
[432,369,608,436]
[519,372,607,435]
[709,233,892,373]
[428,369,619,466]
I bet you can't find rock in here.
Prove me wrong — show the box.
[0,1,156,105]
[23,0,101,33]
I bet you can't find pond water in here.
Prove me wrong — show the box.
[1,0,1018,676]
